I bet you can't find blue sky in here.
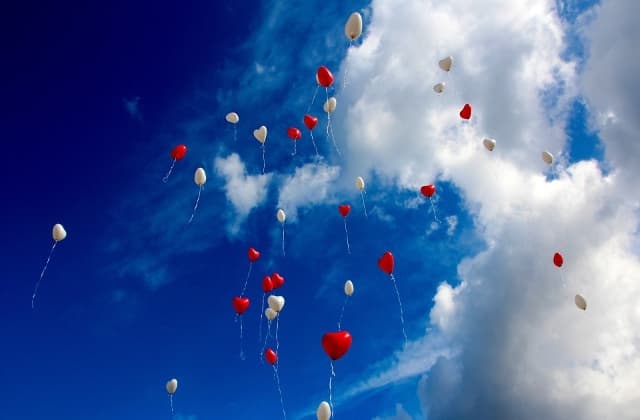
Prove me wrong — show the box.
[3,0,640,419]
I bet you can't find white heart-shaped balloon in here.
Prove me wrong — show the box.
[265,307,278,321]
[344,280,354,297]
[542,151,553,165]
[316,401,331,420]
[166,378,178,395]
[268,295,285,313]
[438,56,453,72]
[433,82,445,94]
[253,125,267,143]
[323,97,337,113]
[194,167,206,186]
[225,112,239,124]
[483,138,496,151]
[52,224,67,242]
[575,294,587,311]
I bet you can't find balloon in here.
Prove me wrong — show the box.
[304,114,318,130]
[355,176,365,191]
[420,184,436,198]
[166,378,178,395]
[277,209,286,224]
[345,12,363,41]
[170,144,187,160]
[439,56,453,72]
[433,82,446,94]
[287,127,302,141]
[542,151,554,165]
[338,204,351,217]
[316,66,334,87]
[553,252,564,268]
[225,112,239,124]
[344,280,354,296]
[575,294,587,310]
[459,104,472,120]
[52,224,67,242]
[378,251,394,274]
[194,168,206,186]
[248,247,261,262]
[264,348,278,365]
[253,126,268,144]
[268,295,285,312]
[322,331,352,360]
[317,401,331,420]
[271,272,285,289]
[265,307,278,321]
[262,275,274,293]
[323,97,337,113]
[483,138,496,151]
[232,296,250,315]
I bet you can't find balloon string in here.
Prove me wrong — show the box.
[325,89,341,157]
[337,295,349,329]
[273,364,287,420]
[241,262,252,296]
[360,191,368,218]
[233,125,237,143]
[281,225,286,257]
[343,218,351,255]
[162,158,177,183]
[239,315,245,360]
[292,142,297,156]
[261,144,266,175]
[390,274,408,347]
[275,316,280,353]
[429,198,440,223]
[169,394,175,417]
[309,131,320,158]
[307,85,319,114]
[187,185,203,224]
[329,361,336,418]
[32,241,57,309]
[258,293,265,348]
[262,320,272,356]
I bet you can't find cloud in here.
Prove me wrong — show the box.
[373,403,413,420]
[123,96,142,121]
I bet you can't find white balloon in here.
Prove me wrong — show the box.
[268,295,285,313]
[166,378,178,395]
[433,82,446,94]
[194,168,206,186]
[316,401,331,420]
[542,151,554,165]
[575,294,587,311]
[225,112,239,124]
[265,307,278,321]
[344,280,354,297]
[277,209,286,224]
[52,224,67,242]
[345,12,363,41]
[483,138,496,151]
[438,56,453,72]
[355,176,365,191]
[253,125,268,144]
[323,97,337,113]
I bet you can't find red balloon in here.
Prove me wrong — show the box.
[248,247,261,262]
[304,114,318,131]
[264,348,278,365]
[271,272,285,289]
[262,275,274,293]
[378,251,394,275]
[420,184,436,198]
[459,103,472,120]
[322,331,352,361]
[170,144,187,160]
[232,296,250,315]
[553,252,564,268]
[316,66,334,88]
[338,204,351,218]
[287,127,302,141]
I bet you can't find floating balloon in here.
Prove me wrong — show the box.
[439,56,453,72]
[323,97,337,113]
[322,330,353,417]
[323,97,340,155]
[187,168,207,224]
[542,151,554,165]
[233,296,250,360]
[277,209,286,256]
[265,307,278,321]
[258,275,274,348]
[344,280,354,297]
[483,138,496,151]
[304,114,320,157]
[264,348,278,365]
[575,294,587,310]
[268,295,286,313]
[378,251,407,345]
[354,176,368,217]
[317,401,331,420]
[162,144,187,183]
[265,347,287,419]
[32,223,67,309]
[345,12,363,41]
[253,125,268,174]
[263,276,274,293]
[166,378,178,416]
[226,112,239,142]
[553,252,564,268]
[421,184,439,222]
[316,66,334,88]
[433,82,446,94]
[248,247,261,262]
[338,204,352,254]
[239,247,260,347]
[459,104,472,120]
[271,272,285,289]
[287,127,302,156]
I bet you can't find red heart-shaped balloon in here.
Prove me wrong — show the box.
[459,103,472,120]
[316,66,334,88]
[232,296,250,315]
[420,184,436,198]
[378,251,394,275]
[262,275,273,293]
[170,144,187,160]
[304,114,318,130]
[264,348,278,365]
[322,331,352,361]
[338,204,351,217]
[287,127,302,141]
[248,247,261,262]
[553,252,563,268]
[271,272,285,289]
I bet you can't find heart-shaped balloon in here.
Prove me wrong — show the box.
[248,247,261,262]
[304,114,318,130]
[287,127,302,141]
[253,126,267,143]
[262,275,273,293]
[322,331,352,361]
[232,296,250,315]
[459,103,472,120]
[420,184,436,198]
[264,348,278,365]
[265,307,278,321]
[338,204,351,217]
[170,144,187,160]
[316,66,334,87]
[483,138,496,151]
[323,97,337,113]
[268,295,285,313]
[433,82,446,94]
[271,272,285,289]
[317,401,331,420]
[378,251,394,275]
[553,252,563,268]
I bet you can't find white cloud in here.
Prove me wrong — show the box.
[123,96,142,120]
[373,403,413,420]
[445,215,458,236]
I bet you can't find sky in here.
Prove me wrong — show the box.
[1,0,639,419]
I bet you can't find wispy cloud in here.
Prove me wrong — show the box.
[123,96,142,121]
